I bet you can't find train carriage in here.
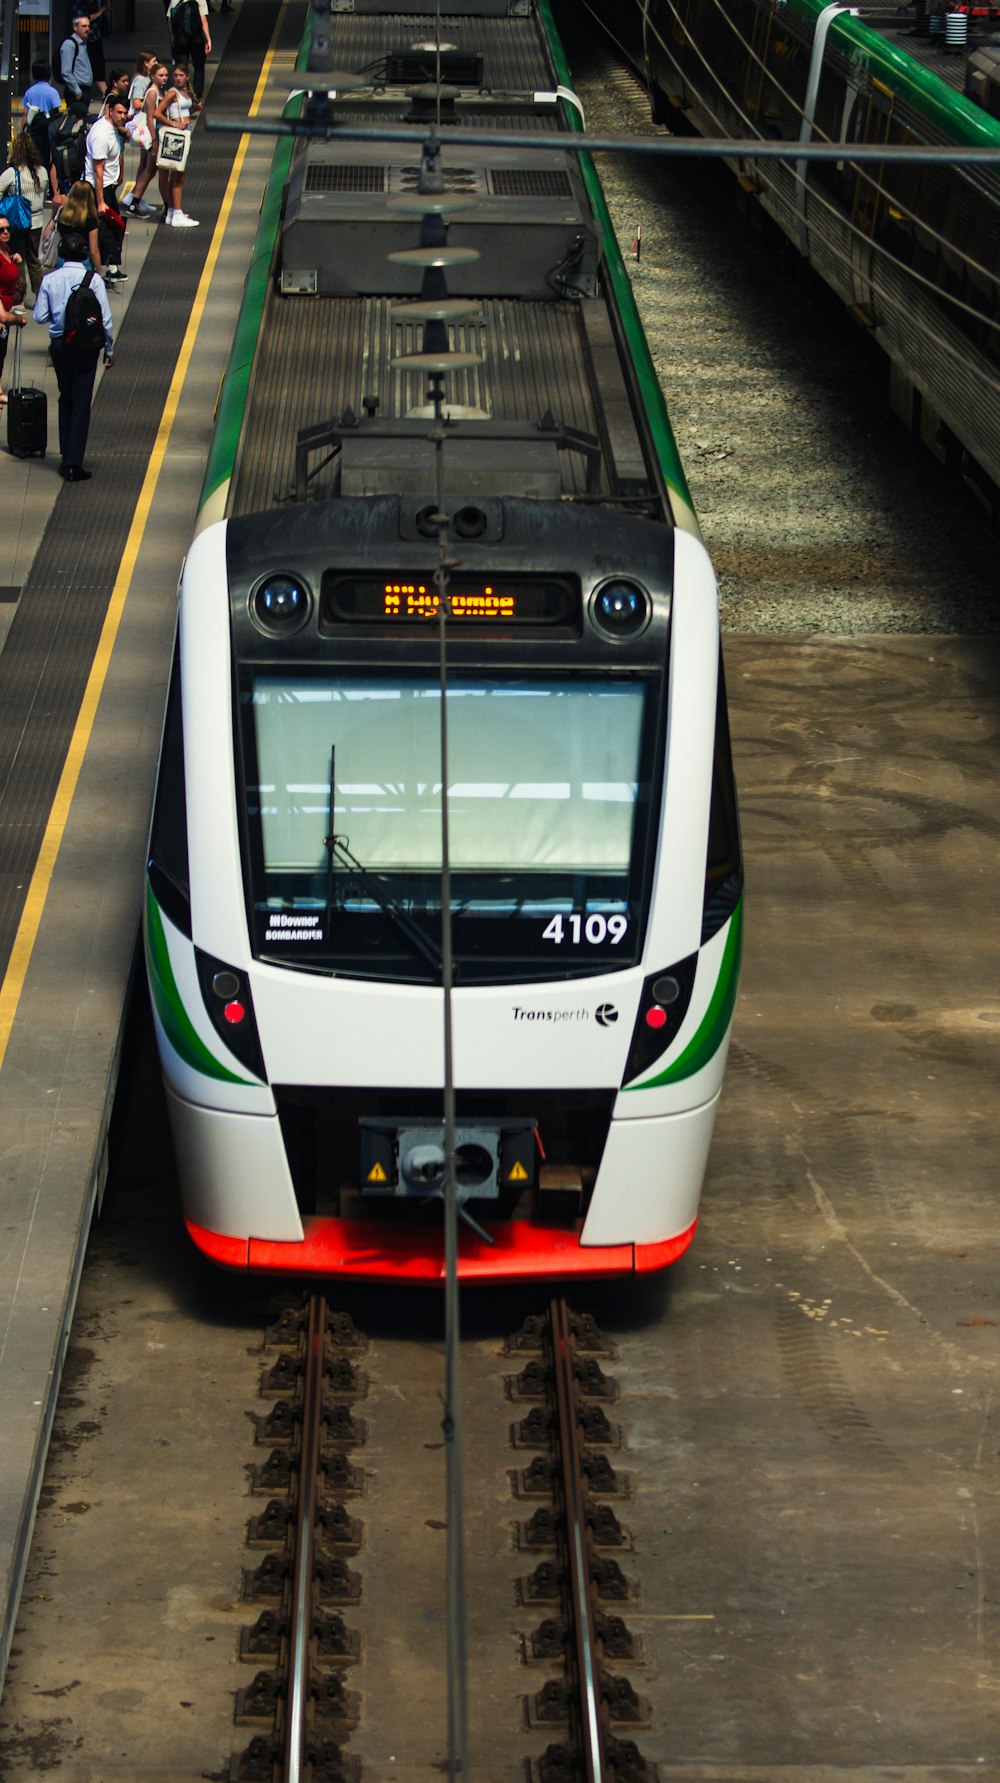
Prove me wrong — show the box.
[144,0,742,1280]
[580,0,1000,503]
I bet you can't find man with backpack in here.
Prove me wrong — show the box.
[58,12,94,107]
[34,232,113,481]
[49,105,89,199]
[23,61,62,176]
[166,0,210,101]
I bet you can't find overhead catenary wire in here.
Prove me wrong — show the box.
[207,113,1000,167]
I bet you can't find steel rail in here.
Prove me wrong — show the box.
[550,1296,605,1782]
[283,1293,326,1783]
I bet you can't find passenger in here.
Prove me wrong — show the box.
[83,3,109,100]
[126,62,169,215]
[121,53,161,217]
[0,132,47,302]
[166,0,211,104]
[48,103,90,205]
[155,65,199,227]
[56,181,102,276]
[22,61,63,184]
[0,217,28,408]
[58,13,93,109]
[34,229,114,480]
[106,68,132,104]
[84,93,130,279]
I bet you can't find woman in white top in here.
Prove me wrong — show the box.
[121,51,159,215]
[154,64,198,228]
[0,131,47,299]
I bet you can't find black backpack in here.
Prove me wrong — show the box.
[49,112,87,188]
[62,272,104,360]
[172,0,201,45]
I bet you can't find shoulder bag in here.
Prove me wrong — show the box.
[0,172,31,232]
[156,126,191,172]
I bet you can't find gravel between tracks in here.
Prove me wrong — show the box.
[571,41,1000,633]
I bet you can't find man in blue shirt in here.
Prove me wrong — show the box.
[34,234,114,481]
[23,62,62,188]
[24,61,62,118]
[59,14,93,107]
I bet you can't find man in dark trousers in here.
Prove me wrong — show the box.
[33,233,114,480]
[84,93,129,279]
[58,12,93,107]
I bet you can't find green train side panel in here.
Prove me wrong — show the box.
[198,23,311,523]
[788,0,1000,148]
[624,900,743,1091]
[537,0,701,536]
[145,883,255,1087]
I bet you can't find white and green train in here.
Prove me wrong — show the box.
[583,0,1000,504]
[144,0,742,1281]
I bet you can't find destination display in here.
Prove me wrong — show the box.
[322,574,577,626]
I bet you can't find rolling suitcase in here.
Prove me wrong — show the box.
[7,325,47,460]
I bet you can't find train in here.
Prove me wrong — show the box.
[143,0,743,1281]
[580,0,1000,507]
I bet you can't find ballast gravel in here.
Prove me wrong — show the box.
[572,43,1000,634]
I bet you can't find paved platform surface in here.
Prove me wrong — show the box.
[0,0,298,1698]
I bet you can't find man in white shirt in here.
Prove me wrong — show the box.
[84,94,129,281]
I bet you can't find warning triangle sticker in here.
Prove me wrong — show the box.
[367,1161,388,1183]
[508,1160,528,1182]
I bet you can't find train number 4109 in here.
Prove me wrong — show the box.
[541,914,629,945]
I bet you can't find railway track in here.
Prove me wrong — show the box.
[228,1297,656,1781]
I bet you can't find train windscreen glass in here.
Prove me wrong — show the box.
[242,675,652,981]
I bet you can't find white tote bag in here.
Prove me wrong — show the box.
[156,126,191,171]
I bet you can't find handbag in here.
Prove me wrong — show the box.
[126,112,153,150]
[0,173,31,232]
[39,217,60,274]
[156,126,191,172]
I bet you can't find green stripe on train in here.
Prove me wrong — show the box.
[144,882,255,1086]
[537,0,699,536]
[789,0,1000,149]
[624,899,743,1091]
[199,22,312,516]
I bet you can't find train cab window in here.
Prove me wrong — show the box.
[147,640,190,934]
[237,673,656,984]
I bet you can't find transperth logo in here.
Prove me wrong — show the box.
[510,1004,619,1027]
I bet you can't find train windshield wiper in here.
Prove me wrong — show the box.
[324,746,442,975]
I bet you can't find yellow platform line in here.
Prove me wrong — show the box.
[0,12,286,1071]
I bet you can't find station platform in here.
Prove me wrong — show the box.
[0,0,302,1695]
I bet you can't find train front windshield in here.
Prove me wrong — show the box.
[240,674,655,982]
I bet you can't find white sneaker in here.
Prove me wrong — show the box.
[168,211,200,227]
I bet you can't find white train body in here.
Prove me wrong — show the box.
[145,499,742,1280]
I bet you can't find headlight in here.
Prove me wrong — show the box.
[591,579,650,639]
[250,574,311,636]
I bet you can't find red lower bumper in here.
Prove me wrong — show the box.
[185,1214,697,1282]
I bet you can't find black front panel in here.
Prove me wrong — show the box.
[226,497,673,985]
